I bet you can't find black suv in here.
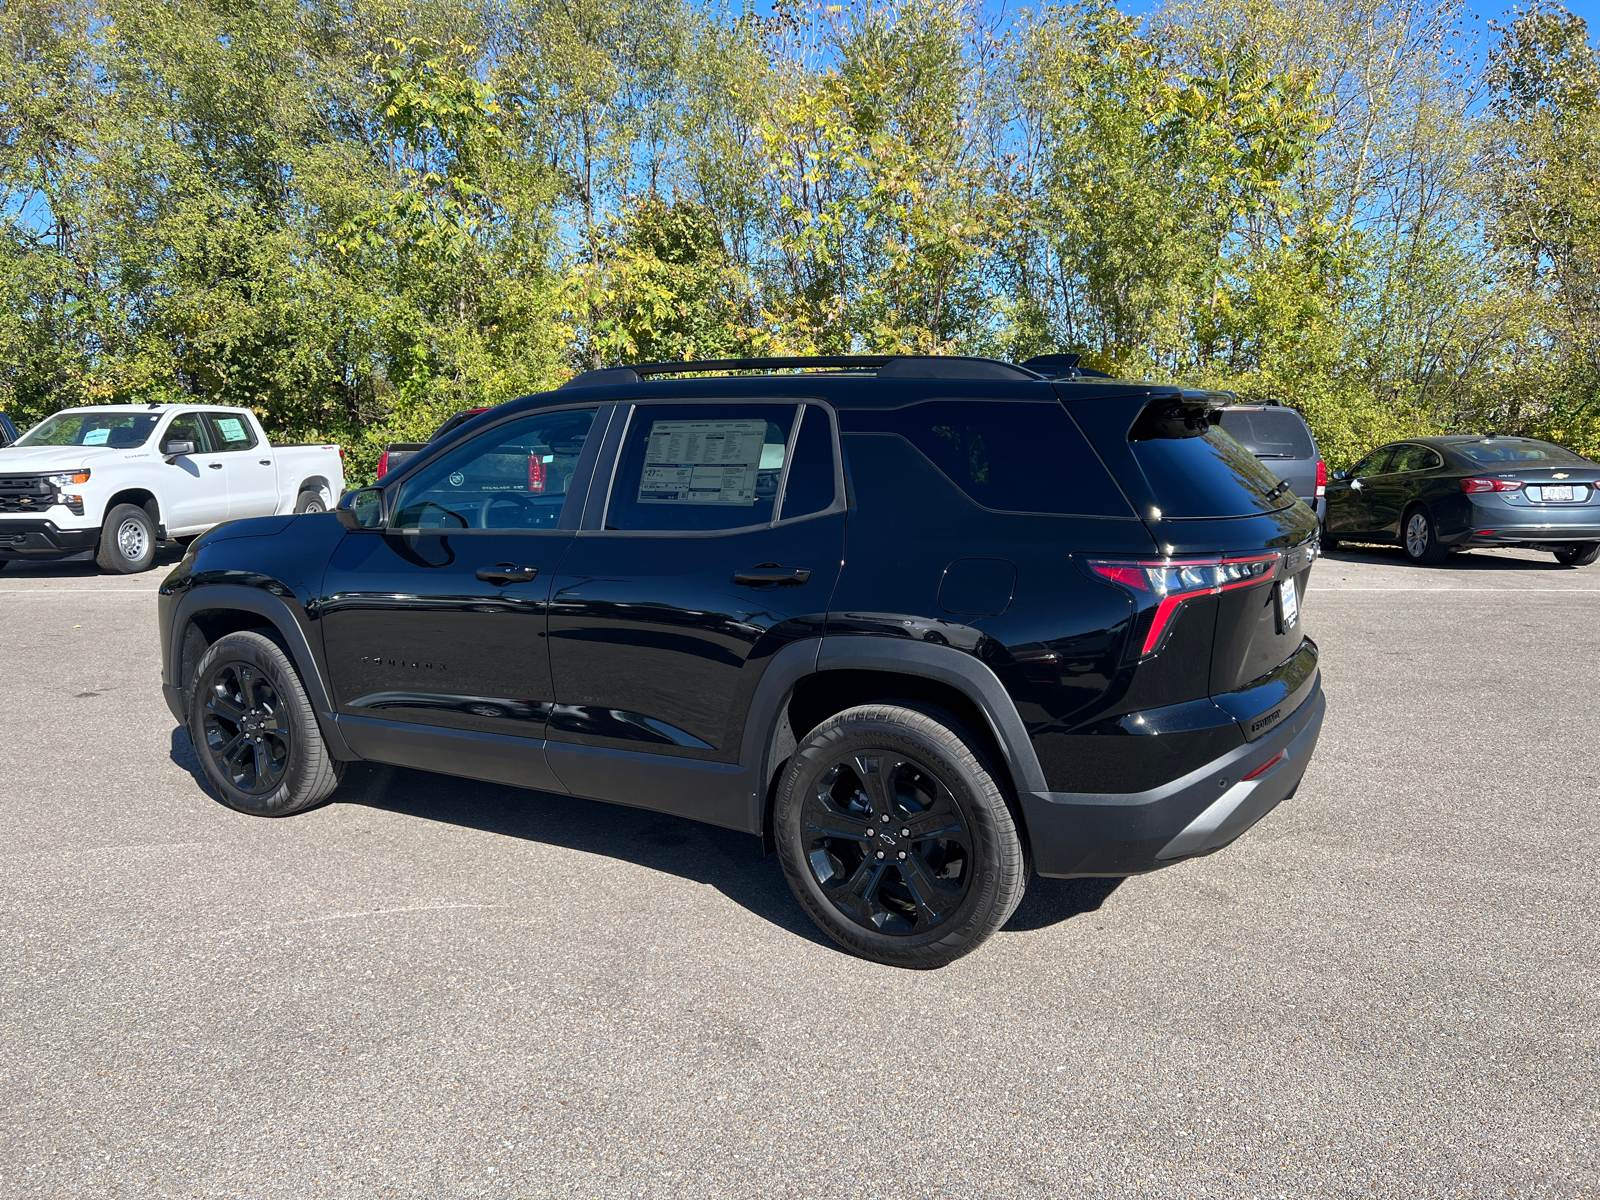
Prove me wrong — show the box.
[158,355,1326,968]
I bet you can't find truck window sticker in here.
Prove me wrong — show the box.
[638,418,768,506]
[215,417,248,443]
[83,428,110,445]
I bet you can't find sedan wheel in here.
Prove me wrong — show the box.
[1403,507,1447,565]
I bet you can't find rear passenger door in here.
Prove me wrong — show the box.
[546,401,845,777]
[203,412,276,519]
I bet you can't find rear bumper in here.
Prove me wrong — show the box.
[1022,677,1325,877]
[0,519,99,559]
[1451,500,1600,546]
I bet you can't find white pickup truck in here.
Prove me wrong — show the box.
[0,404,344,573]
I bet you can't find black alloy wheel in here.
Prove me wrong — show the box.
[800,750,972,935]
[775,703,1026,969]
[201,660,291,795]
[187,630,344,816]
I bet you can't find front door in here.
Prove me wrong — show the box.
[319,404,602,744]
[1325,446,1395,536]
[547,400,845,764]
[159,411,232,534]
[1362,444,1436,540]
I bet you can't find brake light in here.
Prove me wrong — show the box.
[1315,460,1326,498]
[376,451,390,479]
[1084,552,1282,657]
[528,455,546,493]
[1461,477,1522,493]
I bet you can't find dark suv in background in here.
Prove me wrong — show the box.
[157,355,1326,968]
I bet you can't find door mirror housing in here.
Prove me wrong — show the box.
[337,486,385,530]
[162,439,197,459]
[1332,468,1347,481]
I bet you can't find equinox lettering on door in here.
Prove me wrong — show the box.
[361,656,447,671]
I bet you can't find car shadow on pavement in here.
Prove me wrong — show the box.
[1322,545,1581,571]
[1,544,186,577]
[170,727,1122,948]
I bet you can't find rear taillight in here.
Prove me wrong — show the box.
[376,451,390,479]
[1084,552,1282,658]
[528,455,546,493]
[1315,460,1326,498]
[1461,477,1522,493]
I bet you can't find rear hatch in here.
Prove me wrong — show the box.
[1060,385,1320,722]
[1216,406,1319,507]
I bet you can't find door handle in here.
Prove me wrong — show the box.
[734,565,812,587]
[208,462,223,470]
[259,459,272,466]
[476,563,540,585]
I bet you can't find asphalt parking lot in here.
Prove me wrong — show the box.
[1,545,1596,1199]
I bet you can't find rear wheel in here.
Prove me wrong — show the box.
[1402,506,1448,565]
[1554,542,1600,567]
[95,503,157,574]
[188,631,344,816]
[294,489,327,514]
[774,703,1026,969]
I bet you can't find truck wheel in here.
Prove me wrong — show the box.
[294,489,327,514]
[95,503,157,573]
[773,703,1026,969]
[1554,542,1600,567]
[188,631,344,816]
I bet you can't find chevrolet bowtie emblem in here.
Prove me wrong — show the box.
[1553,472,1569,479]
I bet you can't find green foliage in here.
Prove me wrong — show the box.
[2,0,1598,472]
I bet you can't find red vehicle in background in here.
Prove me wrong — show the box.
[375,407,489,479]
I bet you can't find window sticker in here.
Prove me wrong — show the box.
[215,417,248,443]
[83,428,110,445]
[638,419,767,506]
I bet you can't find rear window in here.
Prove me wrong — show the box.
[1455,439,1592,466]
[1129,425,1294,518]
[841,401,1132,516]
[1216,409,1315,459]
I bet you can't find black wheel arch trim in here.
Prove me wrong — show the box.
[164,583,356,760]
[810,634,1049,794]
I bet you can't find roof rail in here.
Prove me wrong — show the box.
[559,354,1041,388]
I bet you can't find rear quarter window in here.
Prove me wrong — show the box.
[840,400,1134,517]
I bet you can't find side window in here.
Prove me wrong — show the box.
[164,414,211,453]
[204,412,258,452]
[1390,445,1436,473]
[606,404,799,532]
[778,404,839,521]
[1350,447,1396,478]
[844,400,1133,516]
[392,407,597,531]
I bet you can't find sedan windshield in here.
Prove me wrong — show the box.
[17,411,160,449]
[1454,439,1592,466]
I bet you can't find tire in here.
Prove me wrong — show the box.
[774,703,1027,969]
[294,489,327,514]
[95,502,157,573]
[187,631,344,816]
[1554,542,1600,567]
[1402,505,1448,565]
[1320,523,1339,552]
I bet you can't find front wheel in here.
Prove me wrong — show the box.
[1403,506,1448,565]
[1554,542,1600,567]
[774,703,1027,969]
[95,502,157,573]
[188,631,344,816]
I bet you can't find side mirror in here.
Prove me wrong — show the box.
[337,486,385,530]
[162,439,197,459]
[1332,469,1347,481]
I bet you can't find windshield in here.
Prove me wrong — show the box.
[1454,439,1592,466]
[17,411,161,449]
[1216,409,1315,459]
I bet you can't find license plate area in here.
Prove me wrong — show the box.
[1530,485,1577,502]
[1278,575,1299,631]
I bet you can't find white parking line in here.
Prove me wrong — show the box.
[1320,587,1600,593]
